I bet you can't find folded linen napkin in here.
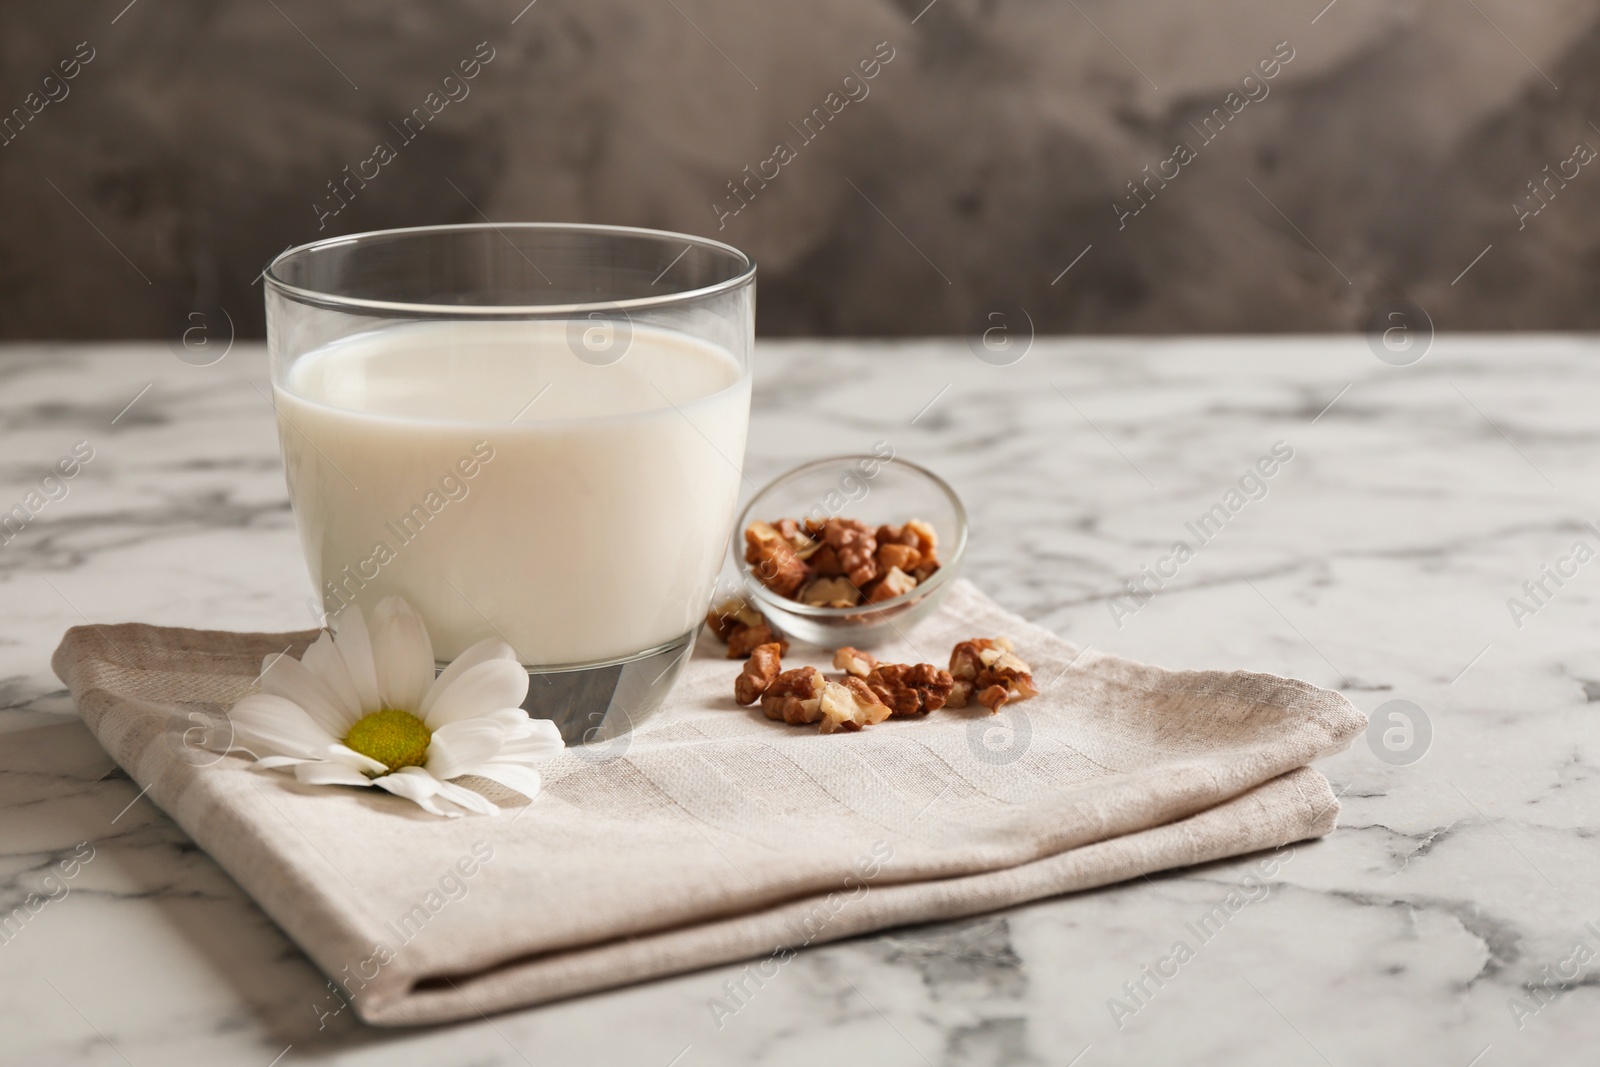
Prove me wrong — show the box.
[50,579,1363,1026]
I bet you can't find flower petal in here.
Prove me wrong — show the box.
[491,716,566,762]
[229,694,339,761]
[300,631,364,727]
[423,660,531,729]
[258,652,357,738]
[425,719,510,780]
[421,637,520,715]
[254,755,312,770]
[373,767,460,818]
[326,743,387,776]
[479,707,555,738]
[437,711,561,802]
[372,597,436,712]
[431,776,500,816]
[455,762,543,802]
[294,761,376,787]
[331,604,382,713]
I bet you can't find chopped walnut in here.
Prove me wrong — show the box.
[866,662,955,717]
[735,642,784,705]
[949,642,979,681]
[864,565,918,604]
[761,666,826,725]
[818,677,893,734]
[774,518,806,549]
[946,679,974,708]
[744,521,812,598]
[822,518,878,587]
[949,638,1000,681]
[767,695,824,726]
[832,646,880,678]
[706,599,790,660]
[776,517,825,561]
[727,622,789,660]
[741,515,942,607]
[904,519,939,567]
[799,577,860,608]
[876,542,923,573]
[949,637,1037,712]
[808,544,843,577]
[875,523,913,547]
[987,650,1039,700]
[706,597,763,641]
[742,521,780,565]
[977,684,1012,711]
[763,666,819,697]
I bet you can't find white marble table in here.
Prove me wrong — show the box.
[3,335,1598,1065]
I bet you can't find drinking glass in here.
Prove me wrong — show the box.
[264,223,756,742]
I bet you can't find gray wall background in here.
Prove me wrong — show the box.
[4,0,1600,339]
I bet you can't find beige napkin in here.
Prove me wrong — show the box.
[50,579,1363,1026]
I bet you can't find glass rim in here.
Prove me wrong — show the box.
[263,222,757,317]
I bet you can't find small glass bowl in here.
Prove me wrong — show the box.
[731,454,967,648]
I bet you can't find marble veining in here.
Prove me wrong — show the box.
[9,5,1600,339]
[3,336,1600,1064]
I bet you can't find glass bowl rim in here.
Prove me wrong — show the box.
[263,222,757,318]
[734,454,969,620]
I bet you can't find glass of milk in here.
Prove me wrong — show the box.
[263,224,755,743]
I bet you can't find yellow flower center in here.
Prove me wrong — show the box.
[343,709,432,774]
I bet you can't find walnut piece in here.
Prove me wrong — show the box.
[706,598,789,660]
[706,597,763,641]
[818,677,893,734]
[949,637,1008,680]
[887,519,941,584]
[864,565,918,604]
[987,650,1040,700]
[774,517,806,549]
[832,646,880,678]
[876,542,923,574]
[949,637,1037,712]
[949,641,982,682]
[799,577,860,608]
[761,666,826,725]
[822,518,878,587]
[776,518,825,561]
[727,621,789,660]
[808,544,843,577]
[735,642,784,705]
[904,518,939,566]
[744,521,812,598]
[875,523,912,547]
[866,662,955,717]
[977,684,1012,711]
[947,679,974,708]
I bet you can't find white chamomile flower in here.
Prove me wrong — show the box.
[227,596,563,818]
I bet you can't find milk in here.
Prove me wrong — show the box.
[274,319,750,664]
